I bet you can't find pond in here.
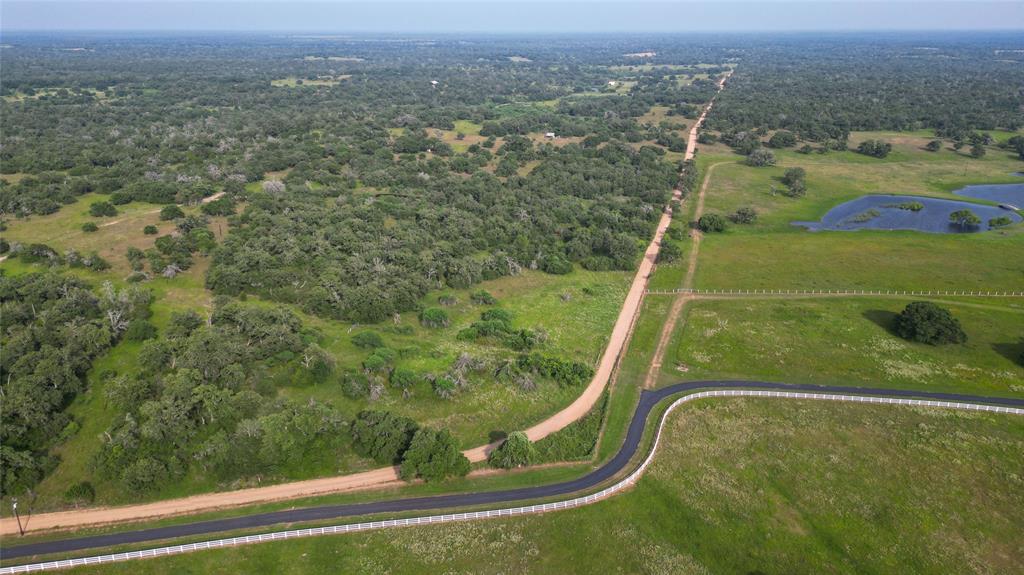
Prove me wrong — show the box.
[793,194,1021,233]
[953,178,1024,206]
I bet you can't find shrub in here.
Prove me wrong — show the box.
[351,331,384,349]
[781,167,806,187]
[470,290,496,305]
[488,431,535,469]
[656,240,682,263]
[124,319,158,342]
[419,307,449,328]
[63,481,96,504]
[925,140,943,152]
[81,222,99,232]
[729,207,758,224]
[159,205,185,220]
[893,301,967,345]
[121,457,166,493]
[988,216,1013,228]
[541,254,573,275]
[350,410,419,465]
[110,191,133,205]
[767,130,797,148]
[143,225,158,235]
[200,196,236,216]
[340,372,371,399]
[89,201,117,217]
[516,353,593,387]
[481,308,513,324]
[697,213,727,233]
[856,140,892,158]
[390,368,418,391]
[363,348,396,373]
[399,428,471,482]
[745,148,776,167]
[432,377,457,399]
[504,328,540,351]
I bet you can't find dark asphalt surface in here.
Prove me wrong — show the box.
[4,380,1022,561]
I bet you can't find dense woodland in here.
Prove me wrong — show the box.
[706,36,1024,141]
[1,32,1021,500]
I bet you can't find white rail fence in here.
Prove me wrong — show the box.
[4,390,1022,573]
[645,288,1024,297]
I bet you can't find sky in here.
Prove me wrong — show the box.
[2,1,1022,33]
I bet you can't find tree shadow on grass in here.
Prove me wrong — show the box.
[992,339,1024,368]
[488,430,508,443]
[862,309,898,335]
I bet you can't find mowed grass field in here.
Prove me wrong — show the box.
[691,132,1024,291]
[67,399,1024,574]
[658,296,1024,398]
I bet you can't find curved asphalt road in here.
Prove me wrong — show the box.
[5,380,1023,561]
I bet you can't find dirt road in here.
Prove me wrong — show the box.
[0,76,731,536]
[641,161,726,389]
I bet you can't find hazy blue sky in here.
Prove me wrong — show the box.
[2,1,1022,32]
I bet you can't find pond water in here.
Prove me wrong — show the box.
[953,179,1024,206]
[793,194,1021,233]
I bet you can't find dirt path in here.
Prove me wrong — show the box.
[0,79,731,537]
[641,161,727,389]
[636,72,732,390]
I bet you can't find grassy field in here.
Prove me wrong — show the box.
[67,399,1024,574]
[658,296,1024,397]
[0,192,232,276]
[691,132,1024,291]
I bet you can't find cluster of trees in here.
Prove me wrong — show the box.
[456,308,545,351]
[856,140,892,159]
[350,410,470,481]
[6,242,110,271]
[86,299,362,493]
[206,140,676,323]
[949,209,982,230]
[1,273,152,496]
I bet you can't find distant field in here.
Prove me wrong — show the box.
[1,193,201,275]
[691,134,1024,291]
[270,76,349,87]
[71,399,1024,574]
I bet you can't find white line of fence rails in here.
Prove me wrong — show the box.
[4,390,1022,574]
[644,288,1024,297]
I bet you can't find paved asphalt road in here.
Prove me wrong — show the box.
[5,380,1023,561]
